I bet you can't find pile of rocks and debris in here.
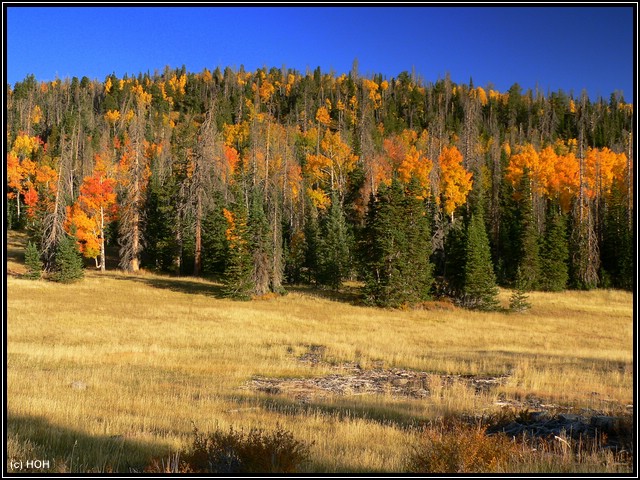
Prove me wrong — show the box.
[486,411,633,454]
[246,344,633,455]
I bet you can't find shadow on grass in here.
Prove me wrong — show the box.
[7,413,167,473]
[225,391,428,433]
[106,273,366,306]
[287,283,365,307]
[107,274,227,299]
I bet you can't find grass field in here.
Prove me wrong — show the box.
[6,230,634,473]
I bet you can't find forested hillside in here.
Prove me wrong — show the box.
[6,64,634,305]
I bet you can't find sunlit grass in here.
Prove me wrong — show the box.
[6,231,633,472]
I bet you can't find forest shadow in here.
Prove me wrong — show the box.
[287,283,365,307]
[109,274,226,299]
[225,391,427,432]
[7,413,166,473]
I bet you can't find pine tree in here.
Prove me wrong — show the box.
[24,241,43,280]
[303,204,321,285]
[601,182,633,290]
[516,169,541,290]
[363,181,404,307]
[401,177,434,303]
[249,189,273,296]
[463,207,500,310]
[569,200,599,290]
[443,220,467,298]
[509,266,531,313]
[51,234,84,283]
[222,201,253,300]
[201,201,229,277]
[363,178,433,307]
[539,207,569,291]
[317,193,351,290]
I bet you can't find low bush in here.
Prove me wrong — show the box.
[144,425,311,474]
[406,417,521,473]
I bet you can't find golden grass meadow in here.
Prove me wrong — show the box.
[6,231,634,473]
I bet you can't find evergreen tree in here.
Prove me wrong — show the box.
[539,207,569,291]
[248,189,273,296]
[222,200,253,300]
[601,183,633,290]
[24,241,43,280]
[317,193,351,290]
[51,234,84,283]
[569,199,599,290]
[143,177,180,272]
[516,169,541,290]
[303,204,321,285]
[463,207,500,310]
[363,178,433,307]
[509,266,531,313]
[201,202,229,277]
[401,178,434,302]
[443,219,467,298]
[363,181,404,307]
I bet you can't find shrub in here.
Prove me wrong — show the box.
[406,418,520,473]
[145,425,311,474]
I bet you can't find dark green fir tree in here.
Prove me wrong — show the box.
[509,266,531,313]
[223,198,254,300]
[539,206,569,291]
[51,234,84,283]
[463,206,500,311]
[303,203,321,285]
[317,193,351,290]
[24,241,43,280]
[516,169,541,290]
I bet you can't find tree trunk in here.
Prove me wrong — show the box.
[194,189,202,276]
[99,206,106,272]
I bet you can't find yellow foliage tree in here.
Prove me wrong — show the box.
[438,145,473,219]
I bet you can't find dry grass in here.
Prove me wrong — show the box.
[6,231,633,473]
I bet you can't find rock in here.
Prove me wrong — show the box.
[70,380,87,390]
[558,413,582,423]
[590,415,619,431]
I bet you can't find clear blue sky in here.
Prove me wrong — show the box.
[5,5,636,101]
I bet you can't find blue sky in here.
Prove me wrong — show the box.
[5,5,635,101]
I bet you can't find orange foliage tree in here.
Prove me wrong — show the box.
[379,129,432,197]
[65,155,117,270]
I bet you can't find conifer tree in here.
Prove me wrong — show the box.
[363,178,433,307]
[24,241,43,280]
[201,201,229,277]
[539,207,569,291]
[401,177,434,302]
[443,220,467,298]
[509,266,531,313]
[300,213,319,288]
[249,189,273,296]
[222,200,253,300]
[463,207,500,310]
[51,234,84,283]
[601,183,633,290]
[317,193,351,290]
[516,169,541,290]
[363,180,404,307]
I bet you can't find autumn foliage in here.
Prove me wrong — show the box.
[6,66,632,293]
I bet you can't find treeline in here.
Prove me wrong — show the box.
[6,64,634,306]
